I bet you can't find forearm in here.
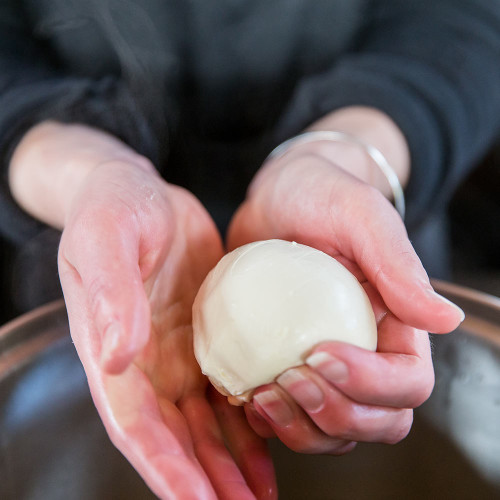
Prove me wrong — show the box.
[8,121,154,229]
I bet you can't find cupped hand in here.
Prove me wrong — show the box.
[58,161,276,499]
[227,151,464,454]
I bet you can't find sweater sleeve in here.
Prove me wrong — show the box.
[0,0,162,244]
[274,0,500,229]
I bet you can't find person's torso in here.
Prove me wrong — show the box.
[24,0,367,139]
[22,0,367,229]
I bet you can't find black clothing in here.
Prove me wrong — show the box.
[1,0,500,317]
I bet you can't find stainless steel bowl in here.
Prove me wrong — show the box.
[1,282,499,499]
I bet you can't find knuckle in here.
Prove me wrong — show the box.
[409,369,436,408]
[287,437,350,456]
[289,442,317,454]
[327,440,357,456]
[322,407,357,440]
[282,435,319,454]
[350,182,387,214]
[385,410,414,444]
[86,275,114,326]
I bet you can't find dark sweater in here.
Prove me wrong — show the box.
[0,0,499,313]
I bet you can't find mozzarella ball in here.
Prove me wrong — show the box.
[192,239,377,404]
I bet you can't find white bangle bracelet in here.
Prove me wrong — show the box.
[266,130,406,220]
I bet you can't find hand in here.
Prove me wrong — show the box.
[58,161,276,499]
[227,148,464,454]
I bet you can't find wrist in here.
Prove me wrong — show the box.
[265,131,405,219]
[269,139,386,192]
[8,121,153,229]
[254,106,410,218]
[306,106,411,191]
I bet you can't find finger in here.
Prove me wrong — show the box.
[305,317,435,409]
[226,201,265,251]
[361,279,390,323]
[276,366,414,444]
[244,403,277,439]
[59,217,151,374]
[180,394,258,500]
[91,363,217,500]
[209,389,278,500]
[253,385,355,455]
[335,183,464,333]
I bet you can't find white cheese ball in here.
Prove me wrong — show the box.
[192,239,377,404]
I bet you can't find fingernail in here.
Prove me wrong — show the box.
[101,322,122,365]
[427,290,465,322]
[306,351,349,384]
[253,389,294,427]
[277,369,324,412]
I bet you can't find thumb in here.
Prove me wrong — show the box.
[345,198,464,333]
[59,221,151,374]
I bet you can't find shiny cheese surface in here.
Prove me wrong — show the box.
[192,239,377,402]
